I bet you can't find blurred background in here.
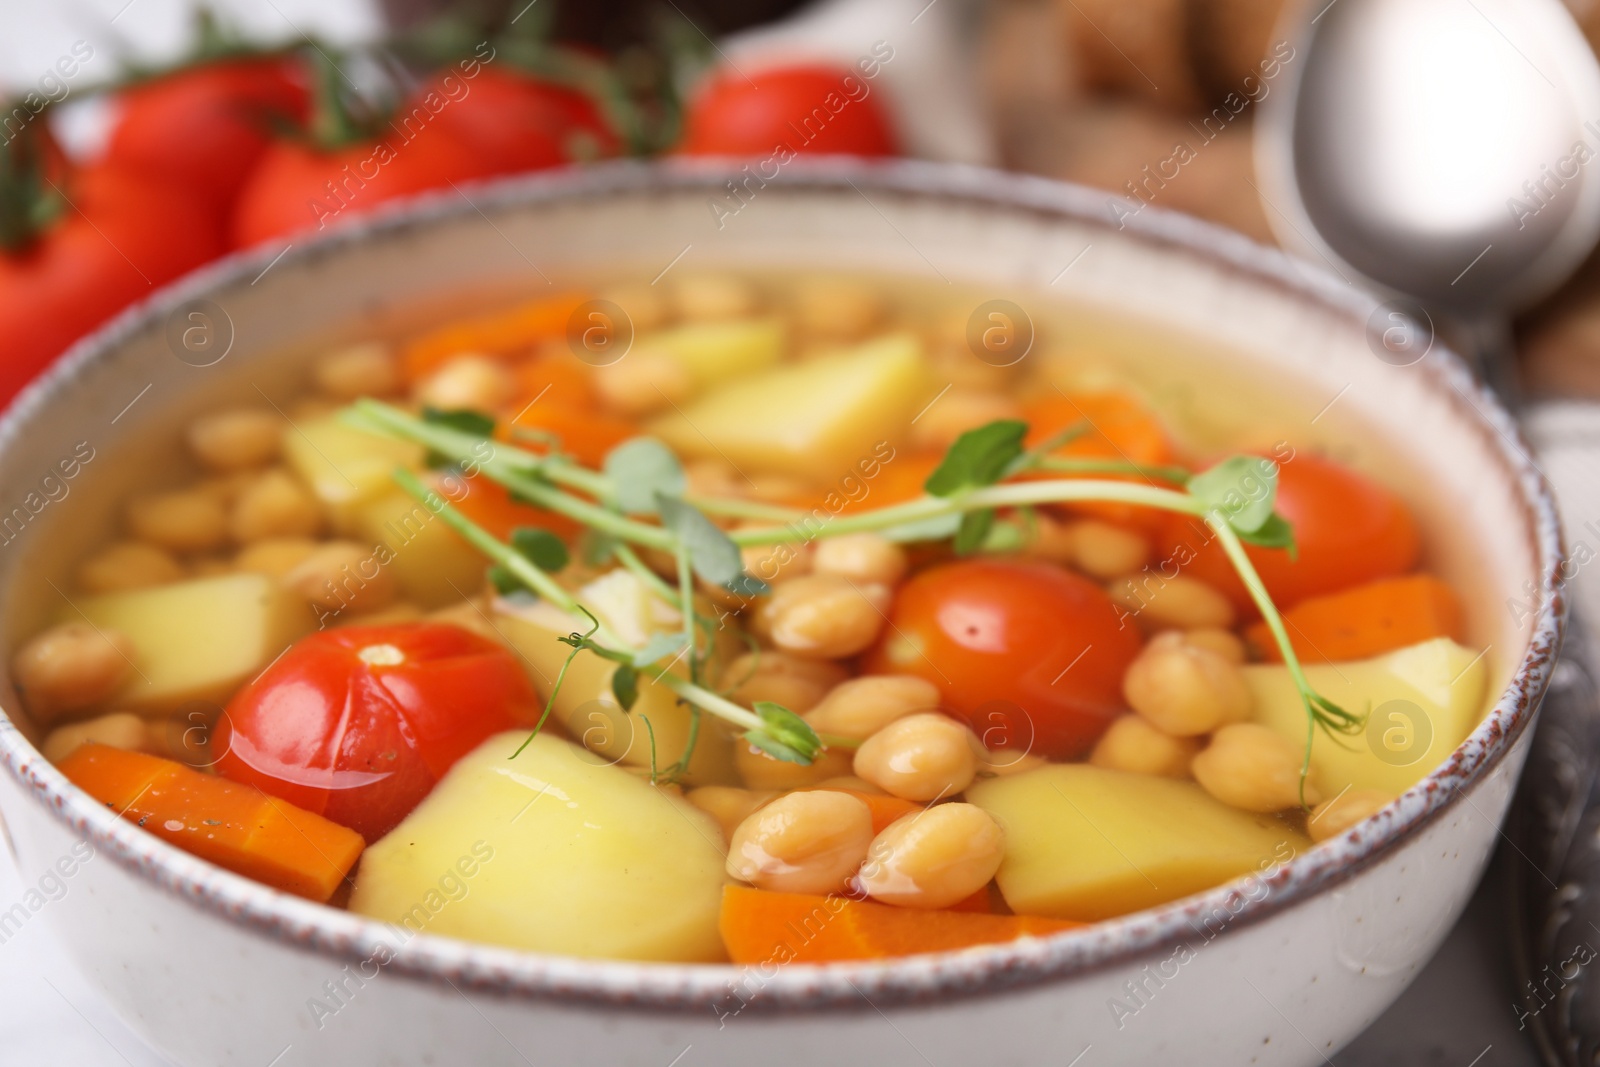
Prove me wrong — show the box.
[0,0,1594,1063]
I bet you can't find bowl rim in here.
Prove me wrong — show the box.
[0,157,1565,1014]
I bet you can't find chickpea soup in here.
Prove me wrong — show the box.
[12,270,1491,964]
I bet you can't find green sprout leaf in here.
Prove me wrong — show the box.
[1188,455,1280,535]
[748,700,822,764]
[1237,512,1297,556]
[924,419,1029,497]
[632,632,688,668]
[954,509,996,555]
[421,406,497,436]
[611,664,640,711]
[509,527,569,572]
[656,494,746,587]
[604,437,686,514]
[722,573,771,597]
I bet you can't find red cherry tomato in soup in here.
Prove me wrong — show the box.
[678,64,898,158]
[863,560,1142,760]
[106,56,309,215]
[1162,451,1421,613]
[215,624,536,841]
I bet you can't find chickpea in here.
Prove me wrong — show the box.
[234,537,320,578]
[231,469,324,543]
[910,390,1025,451]
[854,713,979,801]
[597,283,671,332]
[812,534,908,587]
[13,622,133,718]
[1123,632,1253,736]
[590,349,692,417]
[1184,627,1246,664]
[792,279,884,340]
[42,712,151,763]
[314,341,402,399]
[673,273,758,321]
[196,471,257,506]
[857,804,1004,909]
[741,533,813,587]
[77,541,184,594]
[804,675,941,742]
[719,651,848,714]
[726,790,873,894]
[186,408,283,472]
[1089,714,1200,778]
[414,355,516,413]
[1019,512,1078,564]
[686,785,775,840]
[735,741,854,791]
[1066,520,1149,580]
[282,541,397,615]
[813,775,885,795]
[127,489,230,554]
[684,458,743,500]
[1308,789,1395,843]
[755,574,890,660]
[1110,574,1235,631]
[1192,723,1319,812]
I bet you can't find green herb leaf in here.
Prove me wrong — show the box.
[752,700,821,763]
[487,563,525,596]
[723,573,772,597]
[656,494,744,586]
[632,632,688,668]
[421,406,496,436]
[1237,512,1297,556]
[1188,455,1279,535]
[879,512,963,543]
[924,419,1030,497]
[509,527,570,572]
[741,730,811,765]
[611,664,639,711]
[604,437,686,514]
[954,509,996,555]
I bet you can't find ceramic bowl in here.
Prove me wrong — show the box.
[0,160,1563,1067]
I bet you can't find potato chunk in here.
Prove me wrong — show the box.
[65,573,315,713]
[968,764,1304,921]
[350,731,728,962]
[491,576,735,785]
[650,332,927,478]
[353,490,487,609]
[1244,637,1489,795]
[281,416,423,532]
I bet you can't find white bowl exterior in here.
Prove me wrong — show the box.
[0,163,1560,1066]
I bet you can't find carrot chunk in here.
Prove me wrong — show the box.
[719,885,1080,963]
[1021,391,1179,533]
[1245,574,1463,663]
[59,744,363,902]
[402,293,587,380]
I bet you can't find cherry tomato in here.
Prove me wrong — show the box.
[678,64,898,158]
[424,66,620,173]
[1161,451,1422,613]
[0,162,224,404]
[863,559,1142,759]
[214,624,537,841]
[231,124,492,248]
[106,56,309,217]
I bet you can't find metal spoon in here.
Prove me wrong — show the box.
[1256,0,1600,392]
[1256,2,1600,1062]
